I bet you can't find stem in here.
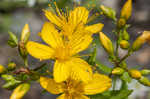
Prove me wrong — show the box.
[115,30,120,59]
[24,58,28,67]
[33,63,47,71]
[113,76,117,90]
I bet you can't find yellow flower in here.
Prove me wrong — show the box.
[26,22,93,83]
[40,73,111,99]
[44,5,104,37]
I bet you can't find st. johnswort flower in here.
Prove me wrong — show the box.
[26,22,93,83]
[40,73,111,99]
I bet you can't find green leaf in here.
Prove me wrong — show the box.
[110,90,133,99]
[96,61,112,74]
[87,44,97,66]
[8,32,18,47]
[90,89,133,99]
[121,72,132,83]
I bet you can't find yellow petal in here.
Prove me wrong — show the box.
[57,94,68,99]
[84,73,112,95]
[53,60,71,83]
[41,22,64,48]
[40,76,64,94]
[26,41,54,60]
[69,33,93,55]
[69,7,89,26]
[85,23,104,34]
[74,95,90,99]
[44,10,63,27]
[69,58,93,82]
[57,94,90,99]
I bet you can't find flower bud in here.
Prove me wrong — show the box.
[8,62,16,70]
[122,30,130,40]
[1,74,15,81]
[99,32,114,55]
[0,65,6,74]
[141,69,150,76]
[8,32,18,48]
[132,31,150,51]
[121,0,132,20]
[112,67,124,75]
[10,83,30,99]
[100,5,116,21]
[139,77,150,86]
[120,40,130,49]
[117,18,126,28]
[20,24,30,44]
[143,31,150,43]
[18,41,28,59]
[129,69,142,79]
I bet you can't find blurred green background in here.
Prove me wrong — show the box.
[0,0,150,99]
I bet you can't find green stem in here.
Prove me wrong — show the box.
[24,58,28,67]
[33,63,47,71]
[113,76,117,90]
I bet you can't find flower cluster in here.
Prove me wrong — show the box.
[1,0,150,99]
[26,4,111,99]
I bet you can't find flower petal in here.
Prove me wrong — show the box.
[85,23,104,34]
[53,60,71,83]
[40,76,64,94]
[84,73,112,95]
[57,94,68,99]
[41,22,64,48]
[69,7,89,26]
[69,58,93,82]
[74,95,90,99]
[26,41,54,60]
[44,10,63,27]
[69,33,93,55]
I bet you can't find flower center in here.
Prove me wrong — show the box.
[63,79,84,96]
[54,46,72,61]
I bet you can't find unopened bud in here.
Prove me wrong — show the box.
[112,67,124,75]
[1,74,15,81]
[121,0,132,20]
[132,34,147,51]
[18,41,28,59]
[120,40,130,49]
[129,69,142,79]
[0,65,6,74]
[141,69,150,76]
[10,83,30,99]
[117,18,126,28]
[139,77,150,86]
[8,32,18,48]
[122,30,130,40]
[8,62,16,70]
[100,5,116,21]
[20,24,30,44]
[99,32,114,55]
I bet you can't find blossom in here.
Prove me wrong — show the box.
[26,22,93,83]
[40,73,111,99]
[44,4,104,38]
